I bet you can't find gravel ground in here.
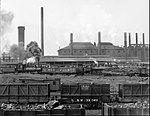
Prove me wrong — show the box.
[0,73,149,84]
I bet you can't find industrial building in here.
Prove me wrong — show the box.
[58,32,149,62]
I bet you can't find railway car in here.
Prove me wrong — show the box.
[0,62,18,74]
[119,84,150,102]
[19,78,61,92]
[0,83,60,104]
[61,83,111,109]
[41,64,84,75]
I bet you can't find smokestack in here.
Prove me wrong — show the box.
[136,33,138,46]
[124,32,127,60]
[41,7,44,56]
[135,33,138,57]
[98,32,101,55]
[18,26,25,49]
[129,33,131,46]
[128,33,131,57]
[142,33,145,61]
[70,33,73,55]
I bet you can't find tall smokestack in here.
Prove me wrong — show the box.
[41,7,44,56]
[136,33,138,46]
[142,33,145,61]
[124,32,127,60]
[98,32,101,55]
[18,26,25,49]
[70,33,73,55]
[128,33,131,57]
[129,33,131,46]
[135,33,138,57]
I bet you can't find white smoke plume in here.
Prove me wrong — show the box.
[0,10,14,54]
[0,10,14,36]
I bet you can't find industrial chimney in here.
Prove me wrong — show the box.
[128,33,131,47]
[41,7,44,56]
[124,32,127,60]
[18,26,25,49]
[142,33,145,61]
[70,33,73,55]
[98,32,101,55]
[128,33,131,57]
[136,33,138,46]
[135,33,138,57]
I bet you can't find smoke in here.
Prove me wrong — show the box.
[0,10,14,53]
[0,10,14,36]
[9,44,27,60]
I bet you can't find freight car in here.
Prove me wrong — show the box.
[0,62,17,74]
[41,64,84,75]
[19,78,61,92]
[0,62,42,74]
[119,84,150,102]
[61,83,111,109]
[0,83,60,104]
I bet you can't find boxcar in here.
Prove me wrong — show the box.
[119,84,150,102]
[61,83,110,109]
[0,83,50,103]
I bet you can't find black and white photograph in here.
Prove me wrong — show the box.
[0,0,149,115]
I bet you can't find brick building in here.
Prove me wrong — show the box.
[58,32,149,62]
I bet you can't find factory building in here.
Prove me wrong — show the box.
[58,32,149,62]
[127,33,149,61]
[58,32,125,57]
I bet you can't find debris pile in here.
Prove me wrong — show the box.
[107,101,149,108]
[0,100,60,111]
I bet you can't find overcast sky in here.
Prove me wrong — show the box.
[1,0,149,55]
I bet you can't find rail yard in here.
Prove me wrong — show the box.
[0,62,149,116]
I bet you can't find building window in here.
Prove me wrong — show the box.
[118,50,120,53]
